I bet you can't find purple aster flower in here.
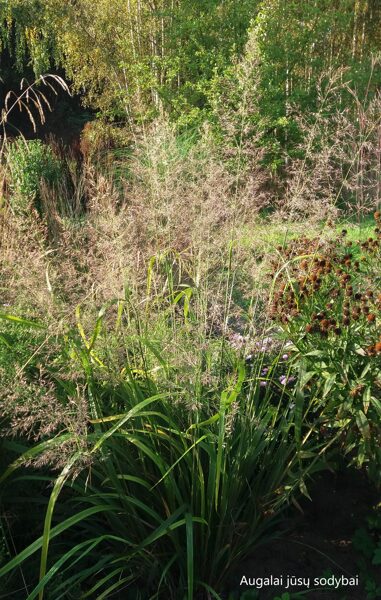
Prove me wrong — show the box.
[229,333,247,350]
[259,380,268,387]
[279,375,296,386]
[255,336,274,353]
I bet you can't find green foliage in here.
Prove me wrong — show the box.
[3,0,380,143]
[353,507,381,599]
[0,0,58,76]
[1,0,259,122]
[207,1,381,170]
[270,216,381,485]
[6,139,63,212]
[1,3,381,593]
[0,285,331,599]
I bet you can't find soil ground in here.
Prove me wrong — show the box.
[229,467,381,600]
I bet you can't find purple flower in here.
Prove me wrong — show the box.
[282,354,289,360]
[255,336,274,353]
[279,375,296,386]
[261,367,269,375]
[229,333,248,350]
[259,380,268,387]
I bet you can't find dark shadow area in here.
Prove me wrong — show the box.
[228,467,380,600]
[0,48,92,145]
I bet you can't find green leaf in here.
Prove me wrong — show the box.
[0,312,45,329]
[370,397,381,418]
[355,410,370,440]
[0,506,112,580]
[88,304,107,351]
[323,374,336,398]
[26,538,105,600]
[299,370,315,388]
[185,512,194,600]
[90,393,169,453]
[0,333,12,348]
[0,433,74,485]
[38,453,85,600]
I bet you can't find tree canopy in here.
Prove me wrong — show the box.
[1,0,381,156]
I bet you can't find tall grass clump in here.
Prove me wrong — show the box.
[0,251,335,599]
[211,54,381,221]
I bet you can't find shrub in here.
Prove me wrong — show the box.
[6,139,63,213]
[269,213,381,485]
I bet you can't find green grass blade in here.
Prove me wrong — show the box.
[0,313,45,329]
[0,434,74,485]
[90,393,169,453]
[26,538,103,600]
[38,453,83,600]
[185,512,194,600]
[96,574,135,600]
[150,434,209,491]
[0,506,111,580]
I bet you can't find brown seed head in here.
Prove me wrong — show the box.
[349,384,365,398]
